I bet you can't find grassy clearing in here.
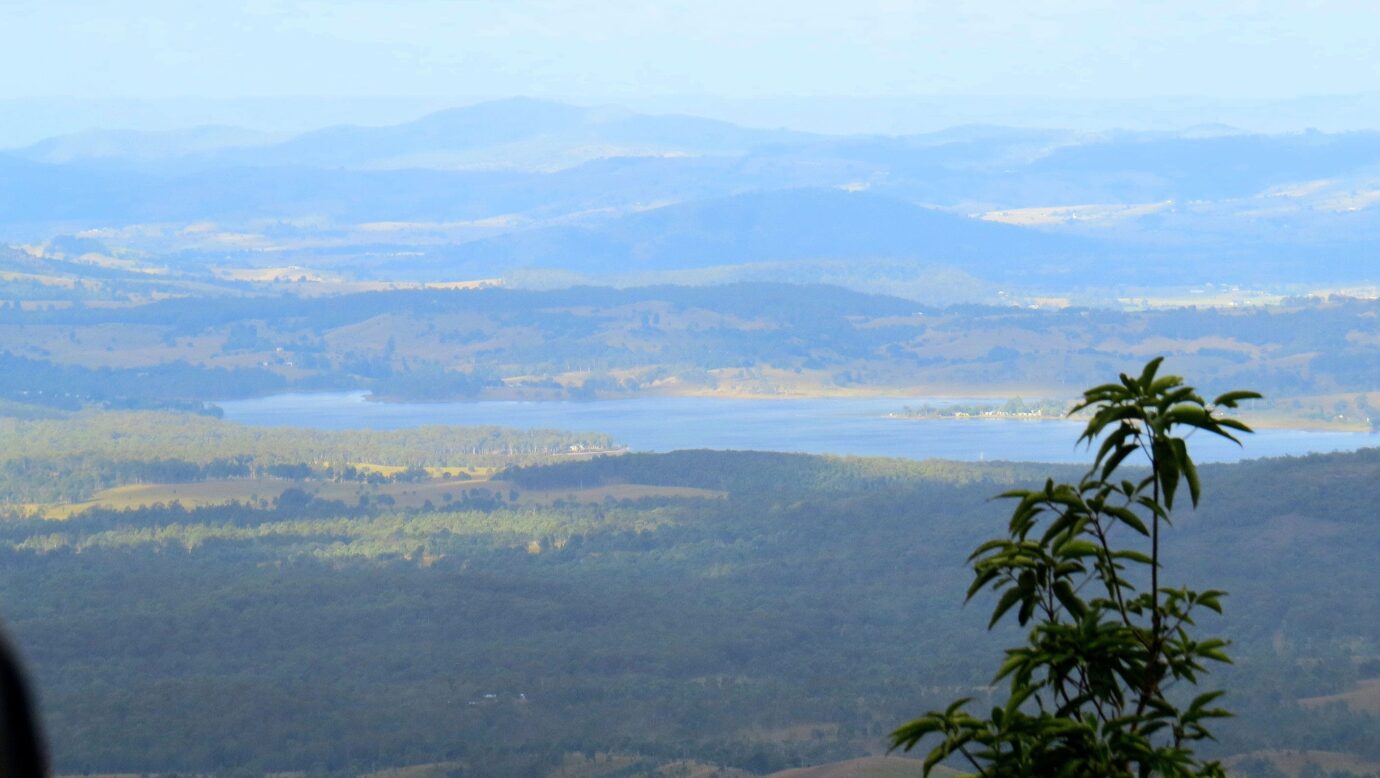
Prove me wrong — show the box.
[361,762,465,778]
[22,477,725,519]
[548,753,751,778]
[768,756,959,778]
[1300,678,1380,715]
[366,755,749,778]
[745,722,841,744]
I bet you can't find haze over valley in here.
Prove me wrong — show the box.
[5,2,1380,777]
[9,97,1380,308]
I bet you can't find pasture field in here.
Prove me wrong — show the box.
[361,754,945,778]
[768,757,957,778]
[1301,678,1380,716]
[21,476,725,519]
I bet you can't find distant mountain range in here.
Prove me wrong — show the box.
[4,97,1380,296]
[18,124,282,166]
[10,98,813,171]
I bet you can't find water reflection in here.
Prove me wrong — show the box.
[218,392,1376,464]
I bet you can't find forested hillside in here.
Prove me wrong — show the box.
[2,439,1377,776]
[4,284,1380,431]
[0,410,613,507]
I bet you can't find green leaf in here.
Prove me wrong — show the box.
[1154,438,1181,509]
[1170,437,1202,507]
[1212,390,1263,408]
[1055,538,1101,558]
[988,586,1025,629]
[1138,356,1165,388]
[1053,580,1087,619]
[1111,549,1154,566]
[1105,505,1151,536]
[1101,442,1140,480]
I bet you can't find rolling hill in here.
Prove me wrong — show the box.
[6,99,1380,292]
[441,188,1105,279]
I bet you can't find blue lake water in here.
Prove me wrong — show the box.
[217,392,1378,464]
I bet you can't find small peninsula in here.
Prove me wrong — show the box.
[888,397,1072,421]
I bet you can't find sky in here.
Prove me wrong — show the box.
[6,0,1380,102]
[3,0,1380,143]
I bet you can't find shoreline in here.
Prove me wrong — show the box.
[211,387,1380,435]
[883,412,1375,434]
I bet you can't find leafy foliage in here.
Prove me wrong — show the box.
[891,358,1262,777]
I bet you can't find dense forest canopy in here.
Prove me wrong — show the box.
[0,434,1377,776]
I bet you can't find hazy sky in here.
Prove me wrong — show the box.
[6,0,1380,101]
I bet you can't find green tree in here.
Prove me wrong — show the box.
[891,358,1261,777]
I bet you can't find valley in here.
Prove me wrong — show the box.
[4,92,1380,777]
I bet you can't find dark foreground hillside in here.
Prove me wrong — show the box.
[2,446,1379,776]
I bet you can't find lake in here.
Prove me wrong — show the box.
[217,392,1378,464]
